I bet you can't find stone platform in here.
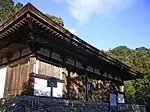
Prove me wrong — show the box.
[0,96,146,112]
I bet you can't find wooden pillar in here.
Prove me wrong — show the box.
[50,86,53,97]
[85,73,88,101]
[22,55,36,96]
[66,69,71,99]
[27,15,39,96]
[82,63,88,101]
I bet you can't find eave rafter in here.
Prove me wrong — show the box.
[0,17,28,39]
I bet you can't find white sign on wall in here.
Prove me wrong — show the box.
[117,93,125,104]
[109,93,117,106]
[0,67,7,98]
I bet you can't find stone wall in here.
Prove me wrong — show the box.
[0,96,146,112]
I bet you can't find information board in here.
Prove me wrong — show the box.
[117,93,125,104]
[109,93,117,107]
[47,78,57,87]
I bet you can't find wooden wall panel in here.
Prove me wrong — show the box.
[38,61,60,79]
[61,68,68,98]
[3,56,36,98]
[11,66,16,96]
[17,64,21,94]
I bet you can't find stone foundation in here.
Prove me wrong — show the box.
[0,96,146,112]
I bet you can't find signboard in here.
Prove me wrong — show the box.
[117,93,125,104]
[88,84,91,91]
[109,91,125,112]
[47,78,57,87]
[109,93,117,107]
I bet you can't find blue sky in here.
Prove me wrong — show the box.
[14,0,150,50]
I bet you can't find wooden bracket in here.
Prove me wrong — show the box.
[60,55,68,62]
[83,63,88,70]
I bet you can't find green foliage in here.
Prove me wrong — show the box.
[0,1,64,27]
[135,47,150,59]
[107,46,134,65]
[14,3,23,12]
[45,14,64,26]
[124,81,135,103]
[108,46,150,107]
[0,0,23,24]
[131,57,150,105]
[0,0,14,23]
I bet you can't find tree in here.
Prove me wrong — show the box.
[131,57,150,106]
[107,46,134,65]
[108,46,150,110]
[0,0,14,23]
[124,81,136,103]
[14,3,23,12]
[0,1,64,27]
[45,14,64,26]
[0,0,23,24]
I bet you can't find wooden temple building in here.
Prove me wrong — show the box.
[0,3,142,102]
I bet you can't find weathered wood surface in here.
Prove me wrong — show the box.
[38,61,61,79]
[4,56,36,98]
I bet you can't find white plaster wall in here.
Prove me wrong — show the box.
[34,78,51,96]
[53,68,63,98]
[33,60,63,98]
[0,67,7,98]
[120,86,124,92]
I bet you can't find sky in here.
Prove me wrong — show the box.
[13,0,150,50]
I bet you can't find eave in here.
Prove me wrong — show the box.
[0,3,143,82]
